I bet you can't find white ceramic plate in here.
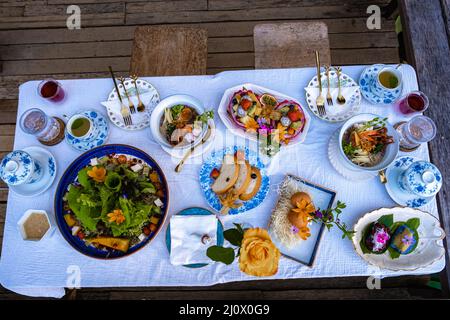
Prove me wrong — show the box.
[218,83,311,147]
[353,207,445,271]
[305,70,361,122]
[107,78,160,130]
[9,146,57,197]
[328,129,377,181]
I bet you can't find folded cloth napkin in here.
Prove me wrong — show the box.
[169,215,218,266]
[304,86,359,116]
[101,91,159,126]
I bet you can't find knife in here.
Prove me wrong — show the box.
[108,66,124,103]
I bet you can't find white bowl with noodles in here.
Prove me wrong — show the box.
[338,113,399,172]
[150,94,208,150]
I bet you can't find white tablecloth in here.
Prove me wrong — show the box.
[0,65,444,298]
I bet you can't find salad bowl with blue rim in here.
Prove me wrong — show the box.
[54,144,169,259]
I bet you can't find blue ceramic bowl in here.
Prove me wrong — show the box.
[54,144,169,259]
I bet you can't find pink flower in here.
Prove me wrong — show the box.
[376,232,389,244]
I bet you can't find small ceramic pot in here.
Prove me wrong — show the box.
[398,160,442,197]
[0,150,43,186]
[371,64,403,98]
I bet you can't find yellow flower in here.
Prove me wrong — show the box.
[107,209,126,225]
[273,123,289,144]
[289,199,315,240]
[239,228,280,277]
[87,166,106,183]
[241,117,259,133]
[298,227,311,240]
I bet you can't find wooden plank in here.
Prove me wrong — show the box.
[0,100,18,123]
[0,136,14,151]
[126,0,207,13]
[126,6,370,25]
[0,124,15,135]
[0,18,395,44]
[208,0,392,10]
[0,189,8,202]
[331,48,399,64]
[0,6,24,17]
[0,204,5,223]
[400,0,450,297]
[23,3,124,16]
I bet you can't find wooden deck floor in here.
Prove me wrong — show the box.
[0,0,440,300]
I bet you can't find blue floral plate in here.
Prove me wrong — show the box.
[65,110,109,152]
[165,207,224,268]
[9,146,57,197]
[359,64,402,105]
[54,144,169,259]
[199,146,270,215]
[385,156,433,208]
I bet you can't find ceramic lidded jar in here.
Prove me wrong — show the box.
[398,160,442,197]
[0,150,43,186]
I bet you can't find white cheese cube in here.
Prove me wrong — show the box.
[142,166,150,176]
[71,226,81,236]
[90,158,98,166]
[130,163,143,172]
[138,233,146,242]
[154,198,163,207]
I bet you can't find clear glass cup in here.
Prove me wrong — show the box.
[19,108,63,143]
[396,115,437,149]
[396,90,429,115]
[37,78,66,103]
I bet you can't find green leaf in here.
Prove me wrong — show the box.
[233,223,244,234]
[406,218,420,230]
[206,246,235,265]
[388,246,401,259]
[377,214,394,228]
[104,172,122,192]
[224,228,243,247]
[77,167,92,189]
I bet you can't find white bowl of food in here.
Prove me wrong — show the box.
[339,113,399,171]
[150,94,208,149]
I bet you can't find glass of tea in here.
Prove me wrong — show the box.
[19,108,65,145]
[396,115,436,150]
[396,91,429,115]
[37,78,66,103]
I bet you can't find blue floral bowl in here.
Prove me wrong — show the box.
[399,160,442,197]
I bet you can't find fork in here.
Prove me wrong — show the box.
[130,74,145,112]
[108,66,133,126]
[314,50,326,116]
[324,65,333,106]
[335,66,346,105]
[118,77,136,114]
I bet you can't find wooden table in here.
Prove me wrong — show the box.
[400,0,450,297]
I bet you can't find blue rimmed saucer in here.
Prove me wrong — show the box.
[65,110,109,152]
[165,207,224,268]
[359,64,402,105]
[199,146,270,215]
[385,156,433,208]
[9,146,57,197]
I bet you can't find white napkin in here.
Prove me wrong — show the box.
[169,215,218,266]
[305,86,359,116]
[100,91,158,125]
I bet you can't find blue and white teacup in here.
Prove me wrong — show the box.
[371,64,403,100]
[0,150,43,186]
[398,160,442,197]
[66,113,97,142]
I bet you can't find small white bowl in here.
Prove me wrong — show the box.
[150,94,207,150]
[338,113,399,172]
[17,209,55,241]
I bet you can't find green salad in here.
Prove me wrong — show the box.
[63,153,165,253]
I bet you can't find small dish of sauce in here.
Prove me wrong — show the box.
[18,210,53,241]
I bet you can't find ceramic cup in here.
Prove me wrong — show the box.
[398,160,442,197]
[66,113,96,141]
[371,65,403,99]
[0,150,43,186]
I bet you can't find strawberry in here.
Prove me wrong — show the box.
[287,110,302,122]
[210,168,220,179]
[240,99,252,110]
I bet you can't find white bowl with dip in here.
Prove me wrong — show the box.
[17,209,55,241]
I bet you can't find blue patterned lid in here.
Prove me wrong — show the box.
[405,161,442,197]
[0,150,34,186]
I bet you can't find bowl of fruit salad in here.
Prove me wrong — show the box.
[218,83,310,155]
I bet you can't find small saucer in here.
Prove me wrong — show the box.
[385,156,433,208]
[9,146,57,197]
[65,110,109,152]
[328,129,377,181]
[359,64,402,105]
[161,120,216,159]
